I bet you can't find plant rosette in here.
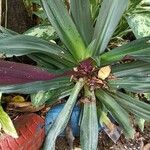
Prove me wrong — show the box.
[0,0,150,150]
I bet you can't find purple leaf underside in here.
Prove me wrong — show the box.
[0,60,59,84]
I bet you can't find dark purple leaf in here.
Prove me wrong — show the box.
[0,60,58,84]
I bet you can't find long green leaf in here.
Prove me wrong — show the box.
[109,77,150,93]
[28,54,59,70]
[0,77,72,94]
[28,53,74,69]
[96,89,135,139]
[43,78,85,150]
[109,92,150,121]
[112,61,150,77]
[31,85,73,107]
[70,0,93,45]
[92,0,128,55]
[100,36,150,65]
[131,109,150,121]
[117,92,150,113]
[0,34,75,64]
[1,24,61,70]
[41,0,87,61]
[80,87,98,150]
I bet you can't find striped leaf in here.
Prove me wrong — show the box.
[112,61,150,77]
[100,36,150,65]
[80,87,98,150]
[92,0,128,55]
[43,78,85,150]
[109,77,150,93]
[41,0,87,61]
[96,89,135,139]
[0,34,75,64]
[70,0,93,45]
[0,77,72,94]
[113,92,150,121]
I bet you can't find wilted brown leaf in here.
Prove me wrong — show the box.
[7,102,45,112]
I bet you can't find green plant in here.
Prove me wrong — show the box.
[126,0,150,38]
[0,93,18,138]
[0,0,150,149]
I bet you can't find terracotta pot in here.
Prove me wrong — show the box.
[0,113,45,150]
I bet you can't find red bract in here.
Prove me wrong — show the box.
[0,60,57,84]
[78,58,94,74]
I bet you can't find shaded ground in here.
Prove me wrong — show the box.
[55,123,150,150]
[4,97,149,150]
[98,123,150,150]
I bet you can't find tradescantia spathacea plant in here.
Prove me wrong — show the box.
[0,0,150,149]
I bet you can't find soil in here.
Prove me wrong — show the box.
[55,123,150,150]
[3,97,149,150]
[98,123,150,150]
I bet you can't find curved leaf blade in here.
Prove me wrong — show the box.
[0,60,60,84]
[110,92,150,121]
[70,0,93,45]
[41,0,87,61]
[112,61,150,77]
[92,0,128,55]
[96,89,135,139]
[126,13,150,38]
[0,34,75,64]
[28,53,75,70]
[25,24,56,41]
[0,77,72,94]
[109,77,150,93]
[31,85,73,107]
[0,106,18,138]
[28,54,59,70]
[100,36,150,65]
[43,78,85,150]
